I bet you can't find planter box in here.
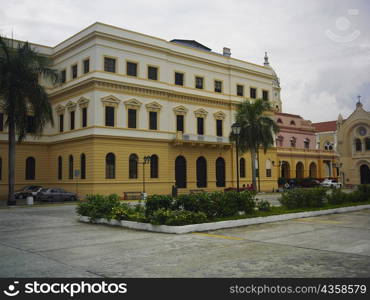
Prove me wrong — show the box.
[78,204,370,234]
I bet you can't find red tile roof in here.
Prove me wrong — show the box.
[312,121,337,132]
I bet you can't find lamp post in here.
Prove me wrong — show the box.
[231,122,241,192]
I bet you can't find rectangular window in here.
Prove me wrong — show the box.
[214,80,222,93]
[61,70,66,83]
[126,61,137,76]
[148,66,158,80]
[128,109,137,129]
[176,115,184,132]
[70,111,75,130]
[104,57,116,73]
[26,115,35,133]
[250,88,257,99]
[255,168,259,178]
[0,113,3,131]
[195,76,204,89]
[149,111,157,130]
[175,72,184,86]
[59,114,64,132]
[197,117,204,135]
[105,106,115,127]
[82,107,87,127]
[266,169,272,177]
[71,64,77,79]
[83,59,90,74]
[237,85,244,96]
[262,90,269,101]
[216,119,223,137]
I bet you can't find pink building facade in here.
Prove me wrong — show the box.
[274,112,316,150]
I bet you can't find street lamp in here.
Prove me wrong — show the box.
[231,122,241,192]
[142,155,152,199]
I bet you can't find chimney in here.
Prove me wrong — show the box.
[223,47,231,57]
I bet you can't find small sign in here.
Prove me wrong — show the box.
[74,169,80,177]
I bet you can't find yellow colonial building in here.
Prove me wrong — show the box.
[0,22,336,199]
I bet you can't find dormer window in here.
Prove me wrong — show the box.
[277,118,283,124]
[290,120,296,126]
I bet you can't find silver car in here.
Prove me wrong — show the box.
[38,188,78,202]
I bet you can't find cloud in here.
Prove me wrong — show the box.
[0,0,369,122]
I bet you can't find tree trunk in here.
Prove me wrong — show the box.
[250,148,257,191]
[7,111,16,205]
[256,148,261,192]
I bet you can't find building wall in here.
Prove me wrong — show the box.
[337,103,370,185]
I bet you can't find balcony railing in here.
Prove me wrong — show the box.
[174,132,230,144]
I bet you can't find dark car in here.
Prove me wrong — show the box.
[14,186,43,200]
[38,188,78,202]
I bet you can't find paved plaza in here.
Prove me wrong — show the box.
[0,204,369,277]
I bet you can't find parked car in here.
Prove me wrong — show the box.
[38,188,78,202]
[320,179,342,189]
[14,186,43,200]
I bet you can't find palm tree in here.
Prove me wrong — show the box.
[0,37,58,205]
[230,99,279,191]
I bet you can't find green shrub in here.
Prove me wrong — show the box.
[357,184,370,202]
[145,194,174,216]
[111,204,146,222]
[257,200,271,211]
[173,191,256,218]
[279,188,327,209]
[148,208,207,226]
[76,194,121,220]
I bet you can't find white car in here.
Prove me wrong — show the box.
[320,179,342,189]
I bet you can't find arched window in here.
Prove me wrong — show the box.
[196,156,207,188]
[296,162,304,179]
[277,118,283,124]
[304,138,310,149]
[290,120,296,126]
[69,155,74,179]
[80,153,86,179]
[175,156,187,188]
[365,138,370,151]
[106,153,115,179]
[216,157,226,187]
[355,138,362,152]
[58,156,62,180]
[25,157,35,180]
[129,154,138,179]
[150,155,158,178]
[290,137,296,147]
[265,159,272,177]
[240,158,246,178]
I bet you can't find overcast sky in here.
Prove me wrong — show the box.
[1,0,369,122]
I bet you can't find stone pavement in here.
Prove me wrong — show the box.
[0,205,369,277]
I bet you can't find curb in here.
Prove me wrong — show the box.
[78,204,370,234]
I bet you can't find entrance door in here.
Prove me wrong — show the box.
[360,164,370,184]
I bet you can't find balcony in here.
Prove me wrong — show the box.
[173,132,230,147]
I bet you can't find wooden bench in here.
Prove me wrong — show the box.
[123,191,142,200]
[189,189,205,194]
